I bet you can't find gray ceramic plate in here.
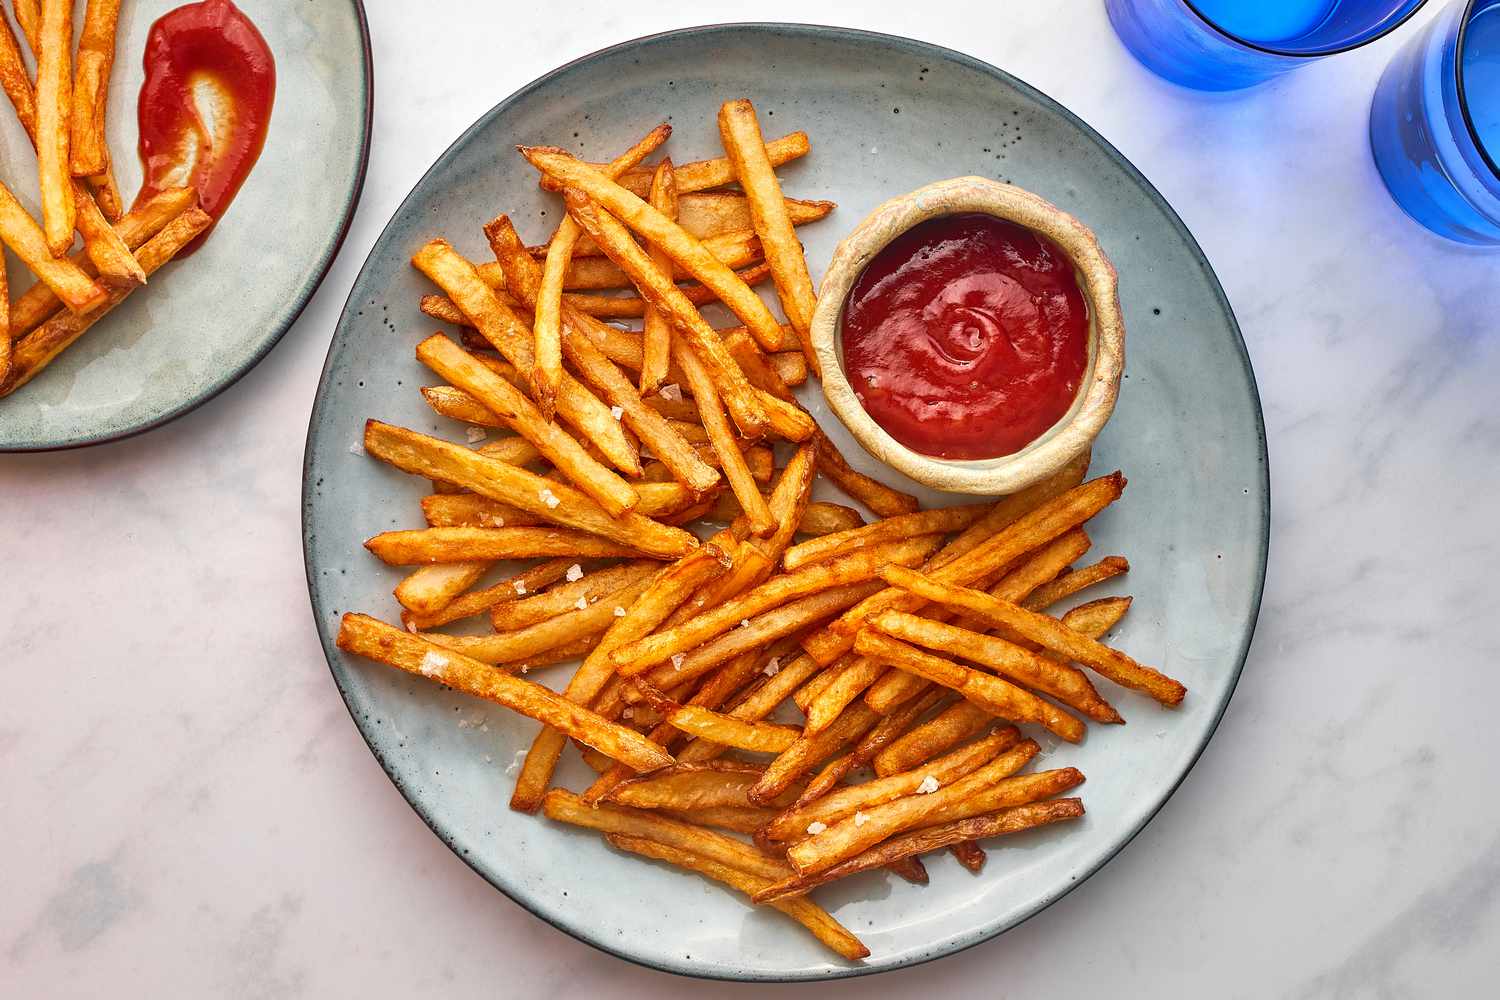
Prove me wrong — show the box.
[0,0,371,451]
[303,24,1268,982]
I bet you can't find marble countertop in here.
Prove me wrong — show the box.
[4,2,1497,996]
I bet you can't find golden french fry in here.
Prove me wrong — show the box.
[538,131,811,196]
[534,192,834,259]
[749,703,880,805]
[365,525,643,565]
[881,564,1184,706]
[849,688,950,767]
[604,761,787,809]
[873,700,995,777]
[1023,556,1130,611]
[603,833,868,961]
[393,562,489,616]
[811,430,919,518]
[36,0,73,254]
[422,492,541,529]
[640,158,676,396]
[2,206,208,395]
[489,561,657,631]
[1057,595,1132,638]
[754,799,1085,904]
[401,558,575,630]
[522,145,787,352]
[417,333,640,516]
[803,655,891,733]
[551,227,762,290]
[411,239,638,475]
[86,166,122,221]
[872,611,1121,724]
[660,805,779,834]
[0,181,105,316]
[634,696,801,755]
[338,615,671,772]
[765,727,1019,842]
[718,99,820,372]
[69,0,121,178]
[782,503,992,572]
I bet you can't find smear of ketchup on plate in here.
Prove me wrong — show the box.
[134,0,275,254]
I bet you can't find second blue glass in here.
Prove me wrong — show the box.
[1106,0,1430,90]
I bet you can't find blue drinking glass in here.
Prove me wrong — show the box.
[1370,0,1500,244]
[1106,0,1430,90]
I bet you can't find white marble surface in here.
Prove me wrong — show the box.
[4,1,1497,995]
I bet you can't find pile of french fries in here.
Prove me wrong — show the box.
[0,0,206,396]
[337,98,1186,961]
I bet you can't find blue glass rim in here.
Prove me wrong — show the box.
[1181,0,1429,58]
[1456,0,1500,181]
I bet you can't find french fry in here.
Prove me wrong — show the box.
[613,536,941,677]
[782,504,992,572]
[1057,595,1132,638]
[7,187,195,339]
[0,181,105,316]
[362,422,696,558]
[881,565,1185,706]
[710,495,862,537]
[489,561,657,631]
[856,629,1087,743]
[603,833,868,961]
[36,0,73,254]
[484,216,723,495]
[803,655,891,733]
[786,741,1055,874]
[849,688,951,768]
[628,691,802,754]
[873,700,994,777]
[765,727,1019,842]
[2,207,209,395]
[551,227,762,290]
[422,493,540,529]
[718,99,820,372]
[411,240,637,475]
[534,124,671,417]
[1023,556,1130,611]
[393,562,489,616]
[401,559,575,630]
[522,146,788,352]
[417,333,640,515]
[604,761,786,809]
[339,616,670,772]
[534,192,834,259]
[12,0,39,53]
[749,703,880,805]
[510,548,730,812]
[754,799,1085,904]
[364,525,643,565]
[811,430,919,518]
[69,0,120,178]
[871,611,1122,724]
[562,190,771,440]
[661,805,779,835]
[640,159,676,396]
[539,131,811,196]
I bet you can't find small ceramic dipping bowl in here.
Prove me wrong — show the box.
[810,176,1125,496]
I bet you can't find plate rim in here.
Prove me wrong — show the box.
[301,21,1270,983]
[2,0,375,453]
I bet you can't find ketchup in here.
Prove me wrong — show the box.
[134,0,275,253]
[841,213,1089,460]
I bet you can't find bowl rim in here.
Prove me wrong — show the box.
[811,175,1125,495]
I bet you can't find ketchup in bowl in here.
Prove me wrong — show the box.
[840,212,1089,460]
[134,0,275,254]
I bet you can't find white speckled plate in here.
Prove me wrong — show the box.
[0,0,371,451]
[303,24,1268,982]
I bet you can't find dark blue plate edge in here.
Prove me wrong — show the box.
[2,0,375,453]
[301,21,1271,984]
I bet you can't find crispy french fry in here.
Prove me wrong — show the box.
[422,493,540,529]
[393,562,489,616]
[0,181,104,316]
[604,761,786,809]
[811,430,919,518]
[710,495,862,537]
[719,99,819,372]
[803,655,891,734]
[534,192,834,258]
[603,833,868,961]
[86,166,121,220]
[2,206,209,394]
[69,0,120,178]
[1057,595,1132,638]
[539,131,811,196]
[484,216,723,495]
[661,805,779,834]
[755,799,1085,904]
[749,703,880,805]
[12,0,39,53]
[873,700,995,777]
[1023,556,1130,611]
[365,525,642,565]
[783,504,992,572]
[765,727,1019,842]
[523,146,787,352]
[401,558,575,630]
[629,692,801,754]
[36,0,73,254]
[673,333,776,533]
[849,688,950,767]
[872,611,1122,724]
[411,240,638,475]
[786,741,1054,874]
[489,561,657,631]
[338,616,671,772]
[856,629,1087,743]
[417,333,639,516]
[510,547,730,812]
[613,536,941,678]
[640,159,676,396]
[362,422,695,558]
[552,227,762,290]
[535,124,671,417]
[881,565,1184,706]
